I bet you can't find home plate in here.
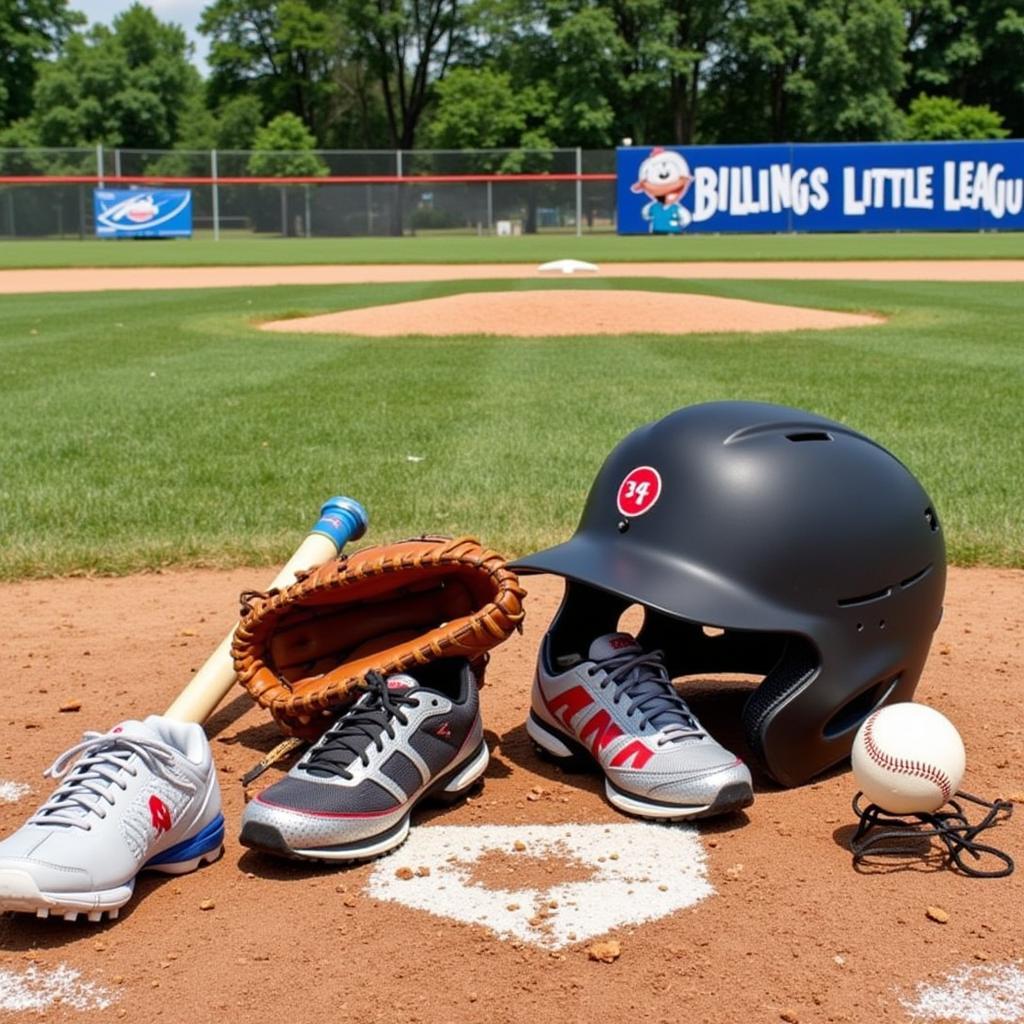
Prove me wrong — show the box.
[366,823,713,948]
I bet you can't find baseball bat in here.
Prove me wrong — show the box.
[163,496,369,725]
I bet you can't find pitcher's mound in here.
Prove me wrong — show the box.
[260,289,883,337]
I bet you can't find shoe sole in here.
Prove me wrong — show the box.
[527,711,753,821]
[0,815,225,923]
[239,741,490,863]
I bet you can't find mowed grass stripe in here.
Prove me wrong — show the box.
[0,278,1020,578]
[2,231,1024,268]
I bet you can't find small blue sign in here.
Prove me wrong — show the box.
[93,189,192,238]
[616,141,1024,234]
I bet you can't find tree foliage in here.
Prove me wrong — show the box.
[904,0,1024,136]
[2,0,1021,152]
[903,93,1009,140]
[30,3,198,148]
[706,0,906,143]
[246,111,329,175]
[200,0,344,141]
[343,0,470,148]
[0,0,82,128]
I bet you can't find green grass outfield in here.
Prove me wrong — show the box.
[1,276,1021,579]
[1,231,1023,268]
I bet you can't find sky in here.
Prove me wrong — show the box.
[69,0,210,69]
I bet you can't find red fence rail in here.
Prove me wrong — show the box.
[0,173,616,185]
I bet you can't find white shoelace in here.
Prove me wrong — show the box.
[28,732,194,831]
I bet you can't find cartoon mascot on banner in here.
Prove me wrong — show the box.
[631,148,693,234]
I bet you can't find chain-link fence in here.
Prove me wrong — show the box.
[0,147,618,239]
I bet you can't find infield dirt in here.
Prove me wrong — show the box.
[1,259,1023,294]
[1,567,1021,1024]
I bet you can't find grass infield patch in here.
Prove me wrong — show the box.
[0,277,1020,578]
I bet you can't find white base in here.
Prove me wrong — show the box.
[537,259,600,274]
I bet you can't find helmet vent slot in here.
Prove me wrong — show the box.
[786,431,833,442]
[900,563,933,589]
[924,507,940,532]
[837,586,892,608]
[822,675,901,739]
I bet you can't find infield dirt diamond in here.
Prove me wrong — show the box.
[367,823,714,949]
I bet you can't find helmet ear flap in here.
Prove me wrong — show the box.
[741,642,912,787]
[543,581,635,666]
[741,639,820,785]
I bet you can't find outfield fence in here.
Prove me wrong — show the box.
[5,141,1020,240]
[0,146,617,239]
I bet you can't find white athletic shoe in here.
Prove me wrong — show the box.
[0,715,224,922]
[528,632,754,820]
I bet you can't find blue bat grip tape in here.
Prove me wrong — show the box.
[309,496,369,550]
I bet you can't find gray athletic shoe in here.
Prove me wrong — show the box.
[239,660,488,862]
[527,632,753,820]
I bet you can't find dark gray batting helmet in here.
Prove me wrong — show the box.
[511,401,946,787]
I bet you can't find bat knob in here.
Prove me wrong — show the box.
[313,496,369,549]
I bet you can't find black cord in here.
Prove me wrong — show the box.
[850,791,1015,879]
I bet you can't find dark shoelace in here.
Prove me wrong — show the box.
[300,671,419,779]
[850,790,1015,878]
[593,649,705,743]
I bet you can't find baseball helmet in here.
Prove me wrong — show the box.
[510,401,946,787]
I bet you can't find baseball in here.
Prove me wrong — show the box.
[851,703,966,814]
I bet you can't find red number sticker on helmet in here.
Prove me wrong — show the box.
[617,466,662,517]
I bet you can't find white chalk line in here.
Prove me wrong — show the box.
[367,822,713,949]
[0,781,30,803]
[902,962,1024,1023]
[0,964,117,1012]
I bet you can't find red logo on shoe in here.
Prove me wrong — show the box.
[546,686,594,728]
[610,740,654,769]
[434,722,452,740]
[579,710,624,756]
[149,795,172,834]
[608,635,636,651]
[616,466,662,518]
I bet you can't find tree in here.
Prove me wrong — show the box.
[800,0,905,139]
[215,94,264,149]
[200,0,344,143]
[425,67,556,152]
[902,93,1009,140]
[246,112,327,238]
[610,0,736,145]
[247,111,328,176]
[705,0,906,142]
[30,4,199,149]
[343,0,471,150]
[0,117,45,173]
[902,0,1024,138]
[0,0,82,128]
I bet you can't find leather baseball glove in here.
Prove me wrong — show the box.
[231,536,526,738]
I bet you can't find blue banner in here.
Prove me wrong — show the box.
[616,141,1024,234]
[93,189,192,238]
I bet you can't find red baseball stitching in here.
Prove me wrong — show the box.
[863,713,952,803]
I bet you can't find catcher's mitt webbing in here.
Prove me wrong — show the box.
[231,536,526,738]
